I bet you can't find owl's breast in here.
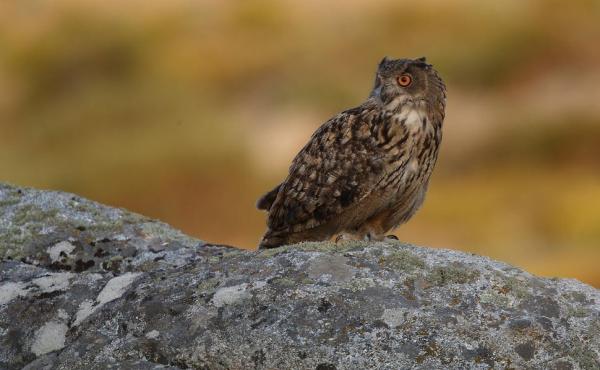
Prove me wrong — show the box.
[380,107,441,195]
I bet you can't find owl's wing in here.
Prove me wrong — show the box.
[267,105,399,233]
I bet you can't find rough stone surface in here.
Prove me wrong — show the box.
[0,182,599,370]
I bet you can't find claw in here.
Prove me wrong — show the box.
[335,233,356,243]
[385,234,399,241]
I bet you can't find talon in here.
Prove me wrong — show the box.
[336,233,354,243]
[386,234,398,240]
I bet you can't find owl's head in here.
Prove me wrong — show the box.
[370,57,446,110]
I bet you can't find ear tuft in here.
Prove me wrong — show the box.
[414,56,432,69]
[378,56,390,68]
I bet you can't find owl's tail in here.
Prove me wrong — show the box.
[258,228,330,249]
[258,230,289,249]
[256,183,282,211]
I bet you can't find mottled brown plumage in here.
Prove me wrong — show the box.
[257,57,446,249]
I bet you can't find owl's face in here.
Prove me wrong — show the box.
[371,57,446,110]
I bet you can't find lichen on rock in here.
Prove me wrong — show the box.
[0,182,599,369]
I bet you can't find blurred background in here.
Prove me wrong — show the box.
[1,0,599,287]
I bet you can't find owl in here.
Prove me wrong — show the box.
[257,57,446,249]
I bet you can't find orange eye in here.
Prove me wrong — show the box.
[397,74,412,87]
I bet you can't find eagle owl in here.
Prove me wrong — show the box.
[257,57,446,249]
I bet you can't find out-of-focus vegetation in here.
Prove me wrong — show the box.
[1,0,599,286]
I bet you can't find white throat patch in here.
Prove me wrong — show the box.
[395,108,426,134]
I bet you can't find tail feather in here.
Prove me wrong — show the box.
[256,184,282,211]
[258,228,329,250]
[258,230,288,249]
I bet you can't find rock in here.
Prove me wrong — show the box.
[0,182,599,369]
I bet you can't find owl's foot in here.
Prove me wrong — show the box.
[383,234,401,243]
[335,231,370,243]
[335,233,357,243]
[361,231,399,242]
[358,231,388,242]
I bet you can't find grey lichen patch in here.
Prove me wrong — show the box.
[145,330,160,339]
[344,277,377,292]
[212,284,252,307]
[381,308,405,328]
[257,241,341,258]
[258,240,370,258]
[297,240,345,252]
[501,276,531,299]
[514,341,535,361]
[0,281,28,305]
[0,233,31,260]
[427,264,481,286]
[307,255,355,283]
[102,256,124,273]
[570,341,600,369]
[323,239,374,251]
[207,256,221,264]
[479,289,512,308]
[521,296,561,318]
[136,221,199,247]
[32,272,73,293]
[0,203,62,259]
[298,240,367,253]
[257,244,294,258]
[0,196,20,208]
[219,248,244,259]
[73,272,143,326]
[378,249,425,272]
[30,321,69,356]
[12,204,59,226]
[211,281,266,307]
[196,277,221,293]
[47,241,76,263]
[0,183,203,270]
[567,306,590,318]
[269,276,297,288]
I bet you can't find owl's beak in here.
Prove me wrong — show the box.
[370,75,383,98]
